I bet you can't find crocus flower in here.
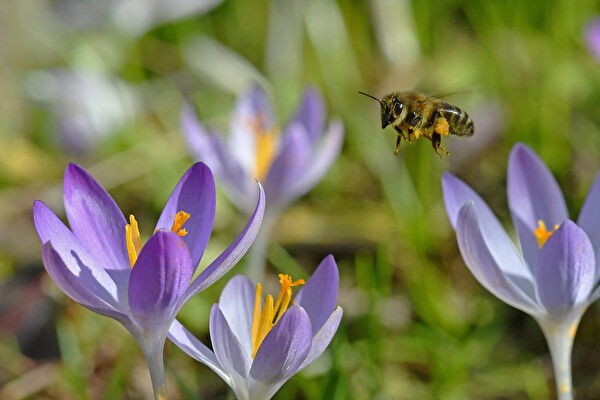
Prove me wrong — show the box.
[585,17,600,62]
[442,143,599,400]
[169,255,343,400]
[27,70,139,154]
[183,84,343,215]
[33,162,264,399]
[182,84,344,280]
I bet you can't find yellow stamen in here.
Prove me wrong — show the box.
[534,220,560,248]
[171,211,190,237]
[125,211,190,268]
[126,215,143,268]
[248,116,277,181]
[250,274,305,358]
[251,283,263,352]
[253,294,274,359]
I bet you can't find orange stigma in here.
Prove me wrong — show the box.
[534,220,559,248]
[250,274,305,358]
[125,211,190,268]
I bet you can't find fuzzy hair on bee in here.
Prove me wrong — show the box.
[359,91,474,157]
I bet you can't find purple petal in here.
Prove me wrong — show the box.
[250,305,312,382]
[128,231,193,333]
[456,202,541,314]
[299,306,342,370]
[168,319,229,383]
[181,104,227,176]
[181,105,254,209]
[288,120,344,202]
[33,200,122,309]
[295,255,339,335]
[155,163,216,271]
[585,17,600,62]
[442,174,535,283]
[535,220,595,313]
[217,275,257,356]
[63,163,129,273]
[229,85,276,174]
[264,123,311,207]
[507,143,568,269]
[287,87,325,143]
[577,169,600,283]
[182,183,265,303]
[210,304,252,379]
[41,242,123,317]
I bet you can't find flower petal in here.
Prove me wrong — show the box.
[456,202,541,314]
[210,304,252,380]
[33,200,122,309]
[585,17,600,62]
[155,163,216,271]
[288,120,344,202]
[287,87,325,143]
[264,123,312,207]
[181,105,254,209]
[295,255,339,335]
[442,174,535,283]
[229,85,276,175]
[577,169,600,283]
[41,242,125,319]
[129,231,193,333]
[167,319,230,384]
[217,275,257,356]
[299,306,342,370]
[182,183,265,303]
[535,220,595,313]
[507,143,568,269]
[250,305,312,383]
[63,163,129,273]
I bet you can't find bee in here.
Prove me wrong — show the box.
[359,91,474,157]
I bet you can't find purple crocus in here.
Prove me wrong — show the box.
[33,162,264,399]
[169,255,343,400]
[183,84,343,215]
[182,85,344,280]
[585,17,600,62]
[442,143,599,400]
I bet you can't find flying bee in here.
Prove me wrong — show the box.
[359,91,474,157]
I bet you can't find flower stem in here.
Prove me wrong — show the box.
[142,343,169,400]
[538,317,579,400]
[246,212,276,282]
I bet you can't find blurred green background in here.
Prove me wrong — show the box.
[2,0,600,398]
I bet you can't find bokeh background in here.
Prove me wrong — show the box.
[2,0,600,398]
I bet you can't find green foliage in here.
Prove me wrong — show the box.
[2,0,600,398]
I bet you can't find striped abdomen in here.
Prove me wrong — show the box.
[436,102,474,137]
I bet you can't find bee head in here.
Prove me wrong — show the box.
[380,94,404,129]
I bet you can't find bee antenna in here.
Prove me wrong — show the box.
[358,91,382,104]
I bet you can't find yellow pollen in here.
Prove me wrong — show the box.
[171,211,190,237]
[250,274,305,358]
[248,116,277,181]
[534,220,559,248]
[125,211,190,268]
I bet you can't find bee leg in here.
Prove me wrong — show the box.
[431,133,449,158]
[434,113,450,136]
[393,125,408,141]
[394,134,401,156]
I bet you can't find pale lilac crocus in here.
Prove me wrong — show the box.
[33,162,264,399]
[182,84,344,281]
[169,255,343,400]
[442,143,600,400]
[585,17,600,62]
